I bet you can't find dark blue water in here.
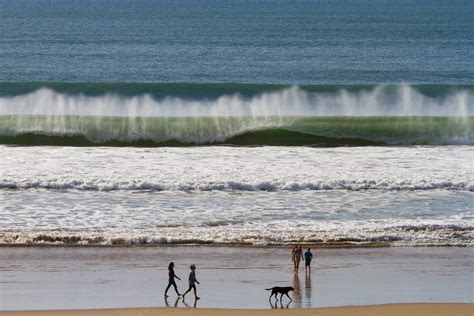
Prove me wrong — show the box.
[0,0,472,84]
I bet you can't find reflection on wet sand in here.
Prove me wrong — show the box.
[164,297,198,308]
[164,297,179,308]
[267,267,314,309]
[182,297,198,308]
[292,273,302,308]
[269,300,291,309]
[305,272,312,308]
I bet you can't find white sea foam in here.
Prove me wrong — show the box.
[1,146,472,192]
[0,179,471,191]
[1,145,472,246]
[1,221,472,246]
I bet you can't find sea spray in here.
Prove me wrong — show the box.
[0,84,472,117]
[0,84,472,146]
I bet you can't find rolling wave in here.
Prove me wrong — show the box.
[0,116,471,146]
[0,83,472,146]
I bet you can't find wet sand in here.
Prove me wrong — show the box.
[0,246,472,311]
[2,304,473,316]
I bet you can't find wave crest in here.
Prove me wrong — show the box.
[1,84,472,117]
[0,84,472,146]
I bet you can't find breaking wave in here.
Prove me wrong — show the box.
[0,179,472,191]
[1,224,472,246]
[0,83,472,146]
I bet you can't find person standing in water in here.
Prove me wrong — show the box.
[294,245,303,272]
[304,248,313,273]
[291,245,297,271]
[182,264,200,300]
[164,262,181,297]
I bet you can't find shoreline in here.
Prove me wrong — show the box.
[2,247,472,310]
[2,304,473,316]
[0,242,393,248]
[1,241,472,248]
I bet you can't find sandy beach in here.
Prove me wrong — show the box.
[1,246,472,311]
[2,304,473,316]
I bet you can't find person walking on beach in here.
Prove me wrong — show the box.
[304,248,313,273]
[164,262,181,297]
[294,245,303,273]
[182,264,200,300]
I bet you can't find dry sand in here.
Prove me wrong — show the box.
[2,304,473,316]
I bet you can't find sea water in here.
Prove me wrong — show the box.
[0,0,473,247]
[1,146,472,246]
[0,0,472,84]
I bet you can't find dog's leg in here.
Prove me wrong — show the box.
[285,293,292,301]
[280,293,284,301]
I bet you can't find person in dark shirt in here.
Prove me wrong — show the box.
[164,261,181,297]
[304,248,313,273]
[182,264,200,300]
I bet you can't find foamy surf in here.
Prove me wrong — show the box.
[0,179,471,191]
[1,146,472,192]
[1,145,472,247]
[1,223,472,246]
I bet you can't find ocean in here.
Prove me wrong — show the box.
[0,0,472,247]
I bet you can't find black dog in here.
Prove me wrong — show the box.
[265,286,294,301]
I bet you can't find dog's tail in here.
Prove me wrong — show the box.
[265,287,274,291]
